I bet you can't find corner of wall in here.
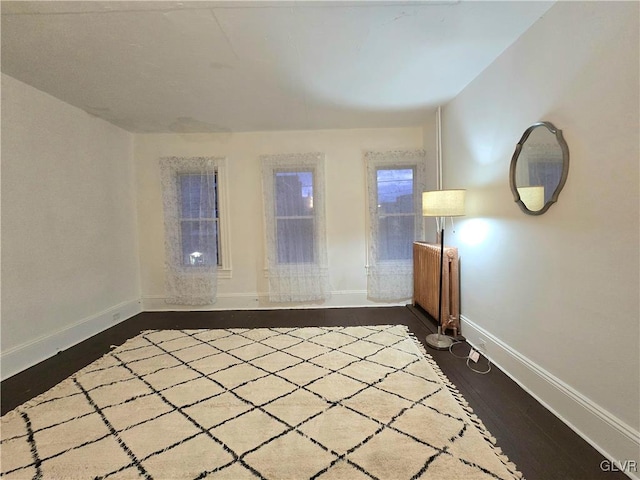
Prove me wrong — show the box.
[1,299,143,381]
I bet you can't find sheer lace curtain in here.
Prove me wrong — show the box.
[261,153,329,302]
[365,150,427,300]
[160,156,221,305]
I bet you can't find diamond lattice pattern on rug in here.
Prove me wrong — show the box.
[1,325,522,479]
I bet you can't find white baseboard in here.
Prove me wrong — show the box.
[1,298,142,381]
[461,315,640,480]
[142,290,408,311]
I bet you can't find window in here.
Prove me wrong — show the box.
[261,153,328,302]
[365,150,427,300]
[159,156,229,305]
[178,172,220,267]
[376,167,416,261]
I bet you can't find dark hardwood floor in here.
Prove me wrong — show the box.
[1,307,626,480]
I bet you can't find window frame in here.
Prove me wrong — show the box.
[177,171,220,267]
[212,159,232,277]
[161,156,232,278]
[261,153,327,273]
[365,150,427,268]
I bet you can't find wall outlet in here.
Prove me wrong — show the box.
[112,312,121,322]
[477,337,487,352]
[468,349,480,363]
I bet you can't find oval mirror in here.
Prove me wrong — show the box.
[509,121,569,215]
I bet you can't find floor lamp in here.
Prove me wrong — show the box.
[422,189,466,350]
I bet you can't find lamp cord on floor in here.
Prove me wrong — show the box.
[449,340,492,375]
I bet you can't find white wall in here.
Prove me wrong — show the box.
[1,74,142,379]
[442,1,639,469]
[135,127,436,310]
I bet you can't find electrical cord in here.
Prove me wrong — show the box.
[448,340,469,359]
[467,356,492,375]
[448,339,492,375]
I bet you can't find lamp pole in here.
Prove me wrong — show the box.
[422,189,466,350]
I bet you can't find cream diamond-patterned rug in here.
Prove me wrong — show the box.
[1,325,523,479]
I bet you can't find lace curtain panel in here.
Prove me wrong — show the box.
[160,156,221,305]
[261,153,329,302]
[365,150,427,300]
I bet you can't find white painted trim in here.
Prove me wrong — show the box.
[0,299,142,381]
[216,157,233,274]
[461,315,640,480]
[217,268,232,279]
[142,291,409,311]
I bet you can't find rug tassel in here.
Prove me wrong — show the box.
[405,326,525,480]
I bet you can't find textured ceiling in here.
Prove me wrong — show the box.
[1,1,554,133]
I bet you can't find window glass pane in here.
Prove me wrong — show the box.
[376,167,415,261]
[376,169,414,214]
[275,171,314,217]
[378,216,415,261]
[277,218,314,264]
[181,220,218,266]
[179,172,220,267]
[180,174,216,219]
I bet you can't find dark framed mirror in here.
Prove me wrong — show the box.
[509,121,569,215]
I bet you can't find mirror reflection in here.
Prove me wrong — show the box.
[509,122,569,215]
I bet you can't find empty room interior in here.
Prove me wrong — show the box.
[1,1,639,479]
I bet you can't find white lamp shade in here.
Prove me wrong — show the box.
[422,189,466,217]
[517,185,545,211]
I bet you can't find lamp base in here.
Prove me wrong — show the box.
[425,327,454,350]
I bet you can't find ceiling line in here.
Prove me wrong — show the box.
[0,1,461,16]
[209,8,239,61]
